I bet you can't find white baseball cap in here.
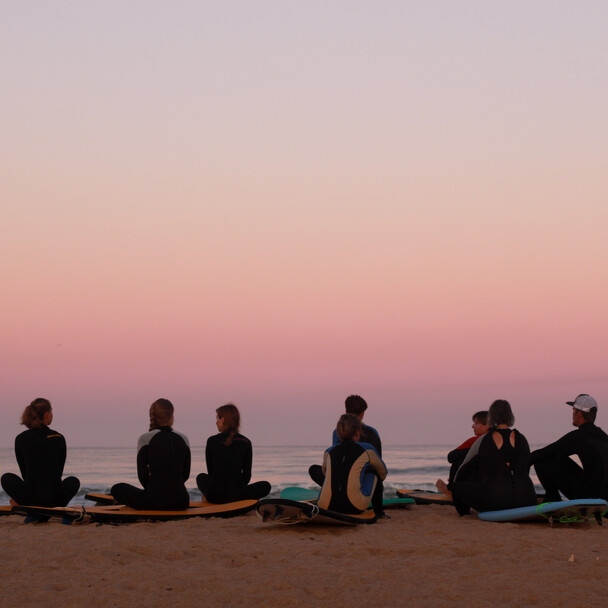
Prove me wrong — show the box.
[566,394,598,413]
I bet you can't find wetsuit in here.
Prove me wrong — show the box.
[530,422,608,501]
[446,436,478,490]
[0,425,80,507]
[310,422,385,514]
[317,440,387,514]
[111,426,191,510]
[452,429,536,516]
[196,432,271,503]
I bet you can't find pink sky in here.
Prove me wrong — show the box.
[1,2,607,448]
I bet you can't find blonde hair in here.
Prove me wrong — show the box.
[21,398,52,429]
[149,398,174,431]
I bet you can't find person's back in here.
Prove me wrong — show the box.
[111,399,191,511]
[206,432,252,484]
[16,426,66,502]
[530,395,608,500]
[318,439,386,513]
[452,400,536,515]
[318,414,387,514]
[1,398,80,510]
[196,404,271,503]
[137,426,191,508]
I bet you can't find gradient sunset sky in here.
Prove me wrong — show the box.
[2,2,607,449]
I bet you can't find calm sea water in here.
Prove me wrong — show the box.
[0,444,542,505]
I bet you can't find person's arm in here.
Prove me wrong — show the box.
[322,448,330,476]
[137,445,150,488]
[57,435,67,477]
[15,435,26,479]
[512,431,531,474]
[529,431,579,465]
[241,440,252,485]
[205,437,214,476]
[183,443,191,482]
[453,435,484,482]
[366,447,388,481]
[447,447,468,464]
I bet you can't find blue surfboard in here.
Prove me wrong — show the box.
[478,498,608,524]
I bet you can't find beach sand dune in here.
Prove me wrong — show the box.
[1,505,607,607]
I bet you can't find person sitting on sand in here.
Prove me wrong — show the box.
[1,398,80,508]
[111,398,191,510]
[451,399,536,516]
[196,403,271,503]
[309,394,385,515]
[317,414,387,514]
[529,394,608,502]
[435,410,489,497]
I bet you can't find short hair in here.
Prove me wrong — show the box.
[336,413,362,441]
[488,399,515,427]
[579,407,597,424]
[21,398,52,429]
[345,395,367,416]
[149,398,174,431]
[472,411,489,425]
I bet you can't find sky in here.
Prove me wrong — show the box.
[1,1,607,449]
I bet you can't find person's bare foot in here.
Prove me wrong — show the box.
[435,479,452,499]
[9,499,19,507]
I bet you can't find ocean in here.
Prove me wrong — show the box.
[0,444,542,505]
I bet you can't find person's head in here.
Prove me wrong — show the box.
[149,398,174,431]
[345,395,367,419]
[216,403,240,435]
[336,413,363,442]
[472,410,489,436]
[21,398,53,429]
[567,394,598,427]
[488,400,514,427]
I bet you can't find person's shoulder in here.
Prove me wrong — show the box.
[357,441,380,455]
[172,430,190,446]
[137,429,160,450]
[457,436,478,450]
[362,423,381,438]
[233,433,250,442]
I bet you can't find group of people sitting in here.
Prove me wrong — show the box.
[2,393,606,520]
[435,394,608,514]
[0,394,387,517]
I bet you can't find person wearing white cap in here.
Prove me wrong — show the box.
[529,394,608,502]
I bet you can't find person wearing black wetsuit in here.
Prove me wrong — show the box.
[530,394,608,501]
[111,399,191,510]
[309,394,386,515]
[317,414,387,514]
[1,398,80,507]
[196,403,271,503]
[452,400,536,516]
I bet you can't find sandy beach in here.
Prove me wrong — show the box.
[1,505,607,608]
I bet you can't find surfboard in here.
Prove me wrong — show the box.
[280,486,414,507]
[84,492,208,508]
[0,505,14,516]
[257,498,377,525]
[12,499,259,523]
[396,489,453,506]
[478,498,608,524]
